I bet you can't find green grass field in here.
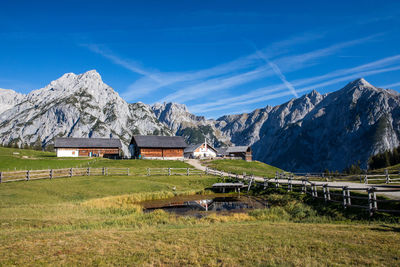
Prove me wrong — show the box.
[0,148,400,265]
[203,159,282,177]
[0,147,97,171]
[0,147,190,175]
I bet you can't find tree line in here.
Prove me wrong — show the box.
[0,136,54,152]
[368,146,400,170]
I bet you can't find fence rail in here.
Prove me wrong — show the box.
[146,168,205,176]
[206,168,400,216]
[0,167,129,183]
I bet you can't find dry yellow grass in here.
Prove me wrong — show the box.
[0,222,399,266]
[1,165,399,265]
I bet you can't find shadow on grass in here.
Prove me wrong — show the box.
[371,225,400,233]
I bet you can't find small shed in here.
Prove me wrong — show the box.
[130,135,187,160]
[219,146,252,161]
[184,141,218,159]
[54,137,122,158]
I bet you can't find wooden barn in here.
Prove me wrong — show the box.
[54,137,122,158]
[218,146,252,161]
[130,135,187,160]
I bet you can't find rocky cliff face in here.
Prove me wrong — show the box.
[0,70,171,155]
[0,88,24,115]
[152,102,231,147]
[1,71,399,172]
[152,79,400,171]
[254,79,400,172]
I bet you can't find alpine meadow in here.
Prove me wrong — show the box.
[1,1,400,266]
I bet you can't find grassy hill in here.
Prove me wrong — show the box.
[0,147,95,171]
[203,159,282,177]
[369,163,400,174]
[0,149,399,265]
[0,147,190,174]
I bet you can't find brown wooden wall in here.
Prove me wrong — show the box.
[139,148,163,157]
[140,148,184,158]
[77,148,120,157]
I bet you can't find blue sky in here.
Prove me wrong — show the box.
[1,0,400,118]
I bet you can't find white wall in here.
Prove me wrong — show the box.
[187,147,217,158]
[57,148,79,157]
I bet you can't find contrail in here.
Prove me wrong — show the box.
[265,58,298,97]
[254,49,298,98]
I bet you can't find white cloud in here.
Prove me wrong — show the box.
[381,81,400,88]
[159,35,379,104]
[189,61,400,114]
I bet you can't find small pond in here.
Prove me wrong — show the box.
[142,194,268,217]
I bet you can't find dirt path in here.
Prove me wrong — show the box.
[186,159,400,199]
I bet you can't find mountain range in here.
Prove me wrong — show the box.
[0,70,399,172]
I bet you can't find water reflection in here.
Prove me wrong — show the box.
[143,195,267,216]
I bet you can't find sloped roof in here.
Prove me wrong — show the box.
[217,147,228,155]
[226,146,250,153]
[54,138,122,148]
[131,135,187,148]
[184,144,200,153]
[184,143,218,153]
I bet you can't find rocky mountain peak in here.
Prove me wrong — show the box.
[153,102,189,113]
[0,70,170,155]
[342,78,375,92]
[26,69,118,108]
[0,88,25,115]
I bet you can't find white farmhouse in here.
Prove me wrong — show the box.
[184,140,218,159]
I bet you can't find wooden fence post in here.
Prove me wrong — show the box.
[364,175,368,184]
[50,169,53,179]
[102,167,105,176]
[168,168,171,176]
[127,168,129,176]
[26,170,30,181]
[368,188,377,216]
[311,183,315,197]
[147,168,150,176]
[87,167,90,176]
[187,168,189,176]
[342,187,347,208]
[323,184,327,202]
[385,169,390,184]
[263,177,268,189]
[327,186,331,201]
[302,180,306,194]
[346,187,351,206]
[247,177,253,192]
[289,175,293,192]
[70,168,73,178]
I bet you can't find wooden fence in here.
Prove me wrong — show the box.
[0,167,129,183]
[146,168,205,176]
[259,177,400,216]
[270,170,400,184]
[206,168,400,216]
